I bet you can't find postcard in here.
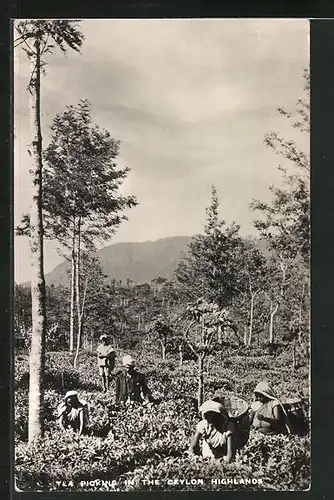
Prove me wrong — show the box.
[13,18,310,492]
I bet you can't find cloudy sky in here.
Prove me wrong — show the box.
[14,19,309,284]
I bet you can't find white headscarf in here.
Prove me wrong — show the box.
[64,390,79,400]
[199,400,229,420]
[122,355,135,367]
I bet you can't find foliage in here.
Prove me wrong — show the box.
[147,316,174,359]
[14,284,70,350]
[39,99,137,247]
[14,284,32,342]
[14,19,86,443]
[14,57,310,487]
[15,350,310,492]
[250,70,310,263]
[249,71,310,347]
[14,20,84,59]
[237,430,310,490]
[175,186,247,308]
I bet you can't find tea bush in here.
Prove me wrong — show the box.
[14,349,310,492]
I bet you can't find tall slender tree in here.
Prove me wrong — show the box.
[17,100,138,354]
[240,240,267,346]
[183,299,236,408]
[41,100,137,355]
[14,20,84,443]
[175,186,245,308]
[147,315,174,360]
[250,70,310,346]
[250,70,310,262]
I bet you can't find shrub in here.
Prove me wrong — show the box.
[238,430,311,490]
[14,349,310,491]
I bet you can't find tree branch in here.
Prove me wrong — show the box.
[183,338,199,358]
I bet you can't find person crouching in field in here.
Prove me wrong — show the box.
[115,355,155,405]
[189,400,235,463]
[97,334,116,392]
[57,391,90,436]
[249,381,292,435]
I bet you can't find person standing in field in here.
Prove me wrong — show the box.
[189,400,236,463]
[57,390,90,436]
[97,334,116,392]
[115,355,154,405]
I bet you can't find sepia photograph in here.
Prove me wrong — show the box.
[13,18,310,492]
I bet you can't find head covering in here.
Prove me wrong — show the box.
[253,381,292,434]
[64,390,79,400]
[122,354,135,367]
[254,381,278,400]
[58,391,89,422]
[199,400,229,419]
[100,334,108,341]
[57,390,79,418]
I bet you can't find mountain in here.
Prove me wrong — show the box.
[45,235,192,287]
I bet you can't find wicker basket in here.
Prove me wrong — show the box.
[212,392,249,421]
[212,392,251,448]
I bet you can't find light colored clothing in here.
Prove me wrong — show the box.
[254,381,279,400]
[64,390,79,399]
[98,365,112,376]
[196,418,234,458]
[66,406,84,423]
[122,354,135,367]
[199,400,229,419]
[97,344,115,368]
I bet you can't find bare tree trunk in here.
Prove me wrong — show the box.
[161,341,166,361]
[74,276,88,368]
[217,325,222,344]
[75,218,82,349]
[179,343,183,367]
[298,280,306,345]
[28,38,46,443]
[248,294,255,346]
[269,302,279,344]
[69,220,76,352]
[197,354,204,409]
[279,259,287,299]
[243,324,248,346]
[73,218,82,368]
[292,341,296,372]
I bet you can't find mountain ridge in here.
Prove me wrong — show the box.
[19,234,269,288]
[44,235,192,287]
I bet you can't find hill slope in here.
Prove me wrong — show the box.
[45,236,191,286]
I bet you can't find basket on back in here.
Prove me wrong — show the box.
[212,392,251,449]
[213,393,249,420]
[281,397,309,436]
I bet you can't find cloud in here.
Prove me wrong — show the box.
[14,19,309,283]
